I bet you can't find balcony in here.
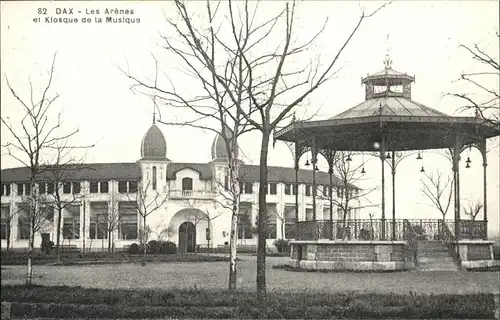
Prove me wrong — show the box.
[168,189,216,200]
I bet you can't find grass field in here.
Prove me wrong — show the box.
[1,284,495,319]
[2,255,499,294]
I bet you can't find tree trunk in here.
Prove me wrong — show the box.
[27,227,34,285]
[6,220,11,254]
[55,185,62,262]
[56,211,62,263]
[207,218,211,256]
[108,230,112,252]
[228,205,239,290]
[142,215,147,265]
[82,201,86,254]
[256,131,270,302]
[228,150,240,290]
[26,180,36,286]
[281,221,285,253]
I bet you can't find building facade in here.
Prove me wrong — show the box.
[0,123,359,252]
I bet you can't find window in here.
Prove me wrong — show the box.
[1,184,11,197]
[100,181,109,193]
[239,182,253,194]
[17,204,30,240]
[323,207,331,220]
[306,208,314,221]
[269,183,277,195]
[47,182,54,194]
[305,185,311,196]
[284,206,296,239]
[292,185,297,195]
[118,181,128,193]
[323,186,330,196]
[119,202,137,239]
[39,182,46,195]
[118,180,138,193]
[41,206,54,222]
[90,202,108,240]
[224,175,229,190]
[237,209,253,240]
[17,184,24,196]
[266,205,277,239]
[284,184,291,195]
[152,166,157,190]
[244,182,253,194]
[1,205,10,240]
[63,182,71,194]
[63,205,80,239]
[128,181,138,193]
[182,177,193,191]
[266,220,277,239]
[337,187,344,199]
[25,184,30,195]
[72,182,81,194]
[90,181,99,193]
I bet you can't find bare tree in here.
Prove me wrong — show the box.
[421,170,454,222]
[123,0,387,298]
[42,140,92,260]
[448,32,499,127]
[127,180,168,264]
[122,42,253,291]
[463,201,483,221]
[152,223,172,243]
[322,152,378,224]
[138,226,152,251]
[24,194,54,240]
[0,52,87,285]
[102,199,121,252]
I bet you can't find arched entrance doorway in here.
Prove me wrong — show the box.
[178,221,196,253]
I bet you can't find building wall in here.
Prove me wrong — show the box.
[0,161,350,251]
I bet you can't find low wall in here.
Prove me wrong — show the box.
[289,240,414,271]
[456,240,497,269]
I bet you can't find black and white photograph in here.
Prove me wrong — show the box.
[1,1,499,319]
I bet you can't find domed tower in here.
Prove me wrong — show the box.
[211,124,239,162]
[138,115,170,194]
[210,124,241,194]
[141,124,168,161]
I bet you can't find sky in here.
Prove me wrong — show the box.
[1,1,499,236]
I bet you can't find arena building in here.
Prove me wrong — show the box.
[0,123,359,253]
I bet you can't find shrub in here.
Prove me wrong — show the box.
[147,240,160,254]
[412,225,427,240]
[359,229,372,240]
[41,240,54,255]
[128,243,140,255]
[493,246,500,260]
[159,241,177,254]
[273,239,290,253]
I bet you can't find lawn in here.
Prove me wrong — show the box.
[2,255,499,294]
[0,251,230,266]
[1,284,496,319]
